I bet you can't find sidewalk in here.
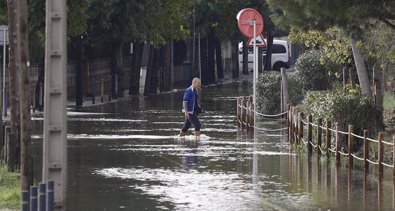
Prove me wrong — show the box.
[67,68,296,108]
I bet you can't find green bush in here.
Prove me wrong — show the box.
[301,89,379,151]
[256,72,306,114]
[296,49,339,91]
[257,72,281,114]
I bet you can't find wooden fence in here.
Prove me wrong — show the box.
[288,105,395,179]
[236,97,395,180]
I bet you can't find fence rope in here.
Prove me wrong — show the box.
[319,125,327,130]
[351,133,364,140]
[318,145,327,155]
[338,151,348,156]
[253,126,288,132]
[328,147,337,153]
[310,122,318,127]
[381,162,394,168]
[366,159,379,165]
[310,141,318,149]
[253,110,288,117]
[301,119,308,126]
[367,137,379,143]
[338,130,349,135]
[300,137,308,144]
[382,140,394,146]
[351,153,364,161]
[328,127,337,133]
[242,106,247,110]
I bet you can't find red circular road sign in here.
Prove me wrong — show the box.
[236,8,264,38]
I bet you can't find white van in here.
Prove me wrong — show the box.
[239,39,290,71]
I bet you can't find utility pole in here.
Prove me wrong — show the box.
[16,0,32,190]
[43,0,68,209]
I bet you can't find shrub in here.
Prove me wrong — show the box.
[256,72,306,114]
[296,49,339,91]
[301,89,379,151]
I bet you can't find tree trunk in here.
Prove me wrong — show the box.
[242,40,248,74]
[350,37,371,96]
[231,39,239,78]
[207,30,216,84]
[160,44,171,92]
[148,48,160,94]
[373,63,384,129]
[129,42,143,95]
[116,42,124,97]
[200,37,208,84]
[75,37,83,106]
[215,36,224,79]
[17,0,32,190]
[264,32,273,70]
[144,45,154,96]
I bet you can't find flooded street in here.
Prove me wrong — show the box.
[31,81,395,211]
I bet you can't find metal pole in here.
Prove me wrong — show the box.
[3,29,6,118]
[253,20,257,131]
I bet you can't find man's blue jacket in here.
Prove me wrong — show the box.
[182,86,196,114]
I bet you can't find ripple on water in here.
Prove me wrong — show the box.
[95,167,310,211]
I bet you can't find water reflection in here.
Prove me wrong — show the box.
[28,81,395,210]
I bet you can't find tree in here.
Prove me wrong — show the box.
[269,0,395,95]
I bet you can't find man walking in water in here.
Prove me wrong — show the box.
[180,77,202,138]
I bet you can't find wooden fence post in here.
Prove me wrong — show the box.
[307,115,312,155]
[294,108,298,143]
[378,132,384,176]
[392,136,395,180]
[335,122,340,164]
[364,130,369,173]
[298,112,303,145]
[317,118,322,158]
[326,120,331,158]
[348,125,354,167]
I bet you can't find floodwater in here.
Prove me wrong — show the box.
[31,81,395,211]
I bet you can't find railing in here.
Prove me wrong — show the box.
[22,181,55,211]
[236,98,395,180]
[288,105,395,179]
[236,96,287,132]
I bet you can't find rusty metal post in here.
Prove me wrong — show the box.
[348,125,354,167]
[364,130,369,173]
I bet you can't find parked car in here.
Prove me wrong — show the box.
[239,39,290,71]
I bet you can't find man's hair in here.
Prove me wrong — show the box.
[192,77,201,84]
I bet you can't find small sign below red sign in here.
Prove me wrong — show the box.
[247,34,266,47]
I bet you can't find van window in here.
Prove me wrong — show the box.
[272,44,286,54]
[261,44,286,54]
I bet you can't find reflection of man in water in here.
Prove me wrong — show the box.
[180,78,202,137]
[182,142,198,170]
